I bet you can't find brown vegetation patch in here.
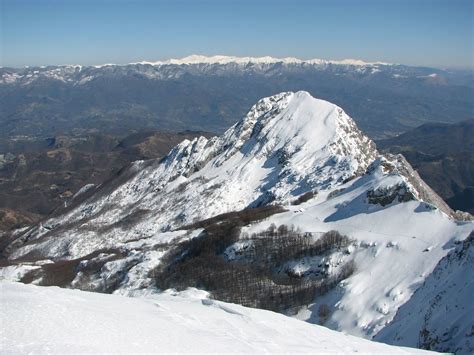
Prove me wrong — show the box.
[154,215,356,313]
[181,205,286,231]
[17,248,127,289]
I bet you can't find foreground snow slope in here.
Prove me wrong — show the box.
[0,282,431,354]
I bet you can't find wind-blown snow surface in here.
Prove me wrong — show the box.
[1,91,472,351]
[375,234,474,354]
[0,281,431,354]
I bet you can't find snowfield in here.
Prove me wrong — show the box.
[0,281,432,354]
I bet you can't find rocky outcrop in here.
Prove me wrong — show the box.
[366,154,461,218]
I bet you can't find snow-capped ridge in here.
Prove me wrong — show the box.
[0,55,414,86]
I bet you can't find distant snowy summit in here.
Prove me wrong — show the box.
[131,54,393,67]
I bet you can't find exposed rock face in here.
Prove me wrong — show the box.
[387,154,455,216]
[367,184,415,206]
[365,154,460,217]
[0,208,39,233]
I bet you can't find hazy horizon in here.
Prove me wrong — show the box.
[1,0,473,69]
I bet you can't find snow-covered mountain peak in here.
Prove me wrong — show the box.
[163,90,377,184]
[5,91,379,260]
[242,91,376,164]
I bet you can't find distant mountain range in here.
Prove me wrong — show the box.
[1,55,472,139]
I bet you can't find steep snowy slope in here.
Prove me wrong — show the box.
[236,155,472,339]
[375,233,474,354]
[0,281,432,354]
[1,91,472,352]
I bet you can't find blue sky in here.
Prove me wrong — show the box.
[1,0,473,68]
